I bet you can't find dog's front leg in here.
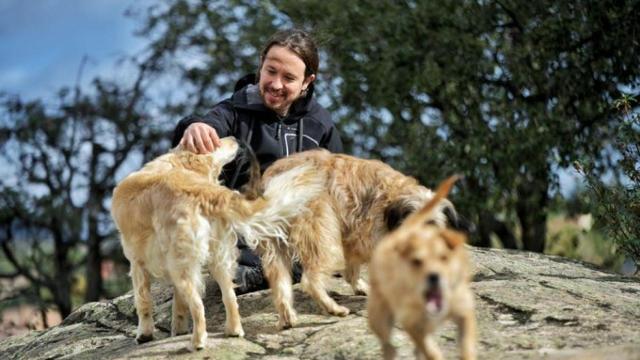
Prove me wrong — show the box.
[210,262,244,337]
[345,260,369,296]
[367,292,396,360]
[408,330,443,360]
[455,308,477,360]
[174,278,207,350]
[131,263,155,344]
[170,270,207,351]
[301,269,349,316]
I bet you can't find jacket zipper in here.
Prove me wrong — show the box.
[275,119,285,155]
[275,121,281,140]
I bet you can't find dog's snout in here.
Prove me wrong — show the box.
[426,273,440,288]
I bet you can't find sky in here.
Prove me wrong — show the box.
[0,0,151,101]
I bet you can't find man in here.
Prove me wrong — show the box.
[172,29,343,293]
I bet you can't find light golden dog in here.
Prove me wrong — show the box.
[368,176,476,360]
[252,149,467,329]
[110,137,324,351]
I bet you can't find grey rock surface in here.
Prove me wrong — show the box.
[1,247,639,359]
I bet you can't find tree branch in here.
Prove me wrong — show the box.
[1,238,43,287]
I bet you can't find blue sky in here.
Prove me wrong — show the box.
[0,0,150,101]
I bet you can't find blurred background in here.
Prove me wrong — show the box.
[1,0,638,339]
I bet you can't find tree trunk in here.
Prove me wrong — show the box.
[477,211,518,249]
[53,237,72,318]
[85,140,104,303]
[85,211,102,302]
[516,175,549,253]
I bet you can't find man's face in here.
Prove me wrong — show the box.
[259,45,315,116]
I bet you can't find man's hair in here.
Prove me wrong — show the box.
[259,29,319,78]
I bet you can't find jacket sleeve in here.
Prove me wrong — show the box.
[321,124,344,153]
[171,101,236,147]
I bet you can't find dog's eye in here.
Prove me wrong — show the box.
[439,254,448,262]
[410,258,422,268]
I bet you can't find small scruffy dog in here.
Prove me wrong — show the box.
[367,176,477,360]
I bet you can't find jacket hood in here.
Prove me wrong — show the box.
[230,73,317,121]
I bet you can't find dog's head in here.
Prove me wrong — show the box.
[385,176,469,318]
[393,224,468,318]
[172,136,240,181]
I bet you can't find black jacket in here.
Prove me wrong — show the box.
[172,74,343,189]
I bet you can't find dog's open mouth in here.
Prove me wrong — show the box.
[425,287,443,314]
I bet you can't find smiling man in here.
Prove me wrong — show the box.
[172,29,343,293]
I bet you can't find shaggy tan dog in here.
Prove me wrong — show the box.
[368,176,476,360]
[110,137,324,351]
[253,149,465,329]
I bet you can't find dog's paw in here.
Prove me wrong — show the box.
[277,310,297,330]
[354,280,370,296]
[328,305,350,317]
[225,325,245,338]
[278,321,294,330]
[135,333,154,344]
[189,331,207,352]
[188,343,205,352]
[382,343,397,360]
[354,287,369,296]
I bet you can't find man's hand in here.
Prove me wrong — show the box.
[179,123,222,154]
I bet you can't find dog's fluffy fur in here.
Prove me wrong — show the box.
[253,149,462,329]
[368,176,476,360]
[110,137,324,351]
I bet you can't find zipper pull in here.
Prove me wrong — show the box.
[275,121,281,140]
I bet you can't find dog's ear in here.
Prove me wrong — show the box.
[442,206,476,235]
[179,152,210,175]
[440,228,467,249]
[384,200,415,231]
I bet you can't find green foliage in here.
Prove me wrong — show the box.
[276,0,640,252]
[142,0,640,252]
[2,0,639,316]
[137,0,287,115]
[576,94,640,272]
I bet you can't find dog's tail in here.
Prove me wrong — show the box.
[230,164,325,249]
[403,175,460,228]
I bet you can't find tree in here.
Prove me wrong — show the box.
[276,0,640,251]
[131,0,640,252]
[0,57,169,316]
[3,0,638,317]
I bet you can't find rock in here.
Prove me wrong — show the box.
[1,247,639,359]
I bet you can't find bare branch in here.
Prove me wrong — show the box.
[1,237,42,287]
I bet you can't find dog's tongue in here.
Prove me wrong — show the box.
[426,289,443,313]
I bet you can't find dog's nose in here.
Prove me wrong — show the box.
[426,273,440,288]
